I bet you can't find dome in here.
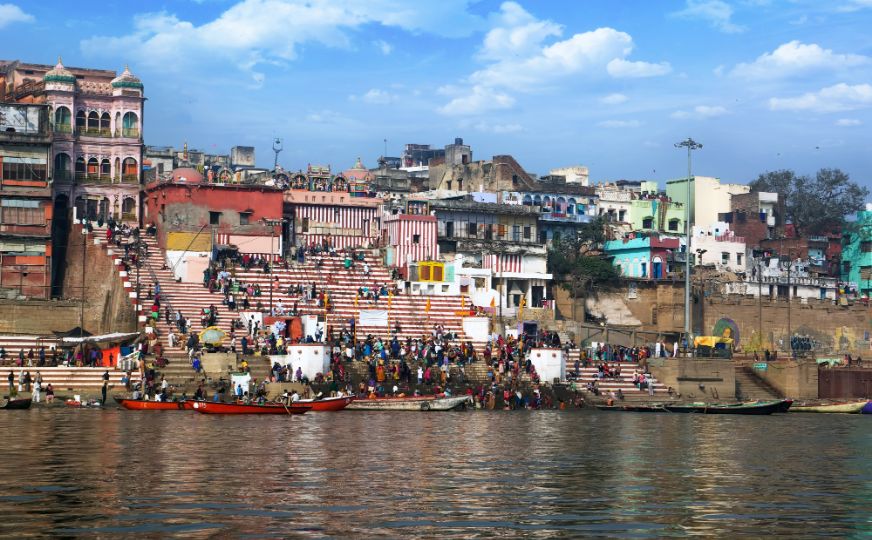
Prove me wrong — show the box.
[43,56,75,84]
[171,167,204,184]
[111,65,143,89]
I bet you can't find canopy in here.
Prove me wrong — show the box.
[199,326,227,345]
[694,335,735,348]
[61,331,140,344]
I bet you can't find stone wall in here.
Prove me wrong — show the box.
[59,226,136,334]
[752,360,819,399]
[649,357,736,401]
[0,299,83,334]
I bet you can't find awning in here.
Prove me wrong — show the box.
[61,331,140,344]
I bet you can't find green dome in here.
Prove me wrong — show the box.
[44,57,75,84]
[111,65,143,89]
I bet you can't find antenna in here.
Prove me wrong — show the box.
[272,137,283,170]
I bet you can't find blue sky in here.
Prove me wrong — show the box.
[2,0,871,187]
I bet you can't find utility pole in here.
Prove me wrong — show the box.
[758,259,763,351]
[674,137,702,355]
[80,227,86,340]
[786,254,792,353]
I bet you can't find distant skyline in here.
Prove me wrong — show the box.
[3,0,871,187]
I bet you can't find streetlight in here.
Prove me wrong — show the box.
[675,137,702,355]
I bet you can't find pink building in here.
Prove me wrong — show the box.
[0,58,144,223]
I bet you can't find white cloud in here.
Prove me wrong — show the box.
[0,3,33,28]
[461,120,523,134]
[80,0,484,80]
[838,0,872,12]
[374,39,393,55]
[731,41,868,79]
[672,0,745,34]
[769,83,872,112]
[305,109,345,123]
[835,118,862,126]
[607,58,672,78]
[438,84,515,115]
[601,93,628,105]
[440,2,669,114]
[350,88,397,104]
[598,119,642,128]
[671,105,729,119]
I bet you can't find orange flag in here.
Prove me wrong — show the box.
[461,296,466,308]
[354,294,358,307]
[425,298,431,312]
[490,296,496,308]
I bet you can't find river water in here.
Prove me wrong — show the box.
[0,408,869,538]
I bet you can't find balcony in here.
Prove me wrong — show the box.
[121,174,140,184]
[52,124,73,134]
[76,127,113,138]
[53,171,74,183]
[119,128,140,139]
[75,172,114,184]
[121,212,137,222]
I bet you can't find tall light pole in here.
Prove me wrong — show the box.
[675,137,702,355]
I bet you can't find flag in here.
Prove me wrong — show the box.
[425,298,431,313]
[490,296,496,308]
[518,295,525,319]
[461,296,466,308]
[388,291,393,308]
[354,294,358,307]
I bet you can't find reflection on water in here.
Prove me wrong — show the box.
[0,409,869,537]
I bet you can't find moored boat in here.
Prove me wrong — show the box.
[790,400,869,414]
[191,401,311,415]
[346,395,472,411]
[596,404,667,412]
[862,401,872,414]
[1,397,32,410]
[296,396,354,411]
[117,399,190,411]
[665,399,791,415]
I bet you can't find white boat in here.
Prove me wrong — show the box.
[790,400,869,413]
[346,395,472,411]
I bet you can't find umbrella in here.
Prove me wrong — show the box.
[199,326,226,345]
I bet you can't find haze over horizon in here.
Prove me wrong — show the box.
[3,0,871,188]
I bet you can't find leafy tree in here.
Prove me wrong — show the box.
[750,168,868,236]
[548,217,619,294]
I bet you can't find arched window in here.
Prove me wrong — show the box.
[87,111,99,131]
[567,198,576,215]
[75,110,86,131]
[533,195,541,206]
[522,194,532,206]
[122,112,139,137]
[642,216,654,229]
[542,196,551,212]
[100,112,110,134]
[668,218,680,232]
[100,159,111,177]
[556,196,566,214]
[54,153,71,181]
[87,157,99,176]
[122,197,136,220]
[54,106,71,133]
[122,157,138,182]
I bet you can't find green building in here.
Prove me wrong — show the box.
[840,206,872,297]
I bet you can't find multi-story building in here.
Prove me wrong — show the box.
[594,181,640,225]
[501,181,598,244]
[402,143,445,168]
[429,153,535,192]
[627,182,686,235]
[0,58,145,223]
[690,225,747,273]
[429,198,552,314]
[840,205,872,297]
[604,233,680,279]
[0,102,53,298]
[720,191,783,250]
[665,175,749,231]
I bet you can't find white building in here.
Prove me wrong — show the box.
[691,223,747,273]
[666,175,750,231]
[549,165,589,186]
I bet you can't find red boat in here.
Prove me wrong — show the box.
[118,399,189,411]
[190,401,311,415]
[296,396,355,411]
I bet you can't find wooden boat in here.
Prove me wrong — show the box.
[295,396,355,411]
[1,397,32,410]
[664,399,791,415]
[790,400,869,414]
[117,399,190,411]
[596,404,666,412]
[191,401,311,415]
[862,401,872,415]
[65,399,102,408]
[345,395,472,411]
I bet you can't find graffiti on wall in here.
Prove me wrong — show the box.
[712,318,740,346]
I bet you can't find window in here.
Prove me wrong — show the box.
[468,222,477,236]
[722,252,730,264]
[209,211,221,225]
[860,266,872,281]
[512,225,520,242]
[239,212,251,225]
[457,179,463,191]
[1,159,47,182]
[736,253,743,266]
[412,234,420,244]
[446,181,452,191]
[642,217,654,229]
[861,241,872,253]
[445,221,454,238]
[484,224,494,240]
[668,219,680,231]
[0,200,44,225]
[523,226,531,240]
[844,261,851,273]
[618,210,626,222]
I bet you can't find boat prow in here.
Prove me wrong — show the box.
[346,395,472,411]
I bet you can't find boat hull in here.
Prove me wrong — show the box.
[596,404,666,412]
[346,395,472,411]
[296,396,354,411]
[191,401,311,415]
[790,400,869,414]
[1,398,32,410]
[665,399,791,415]
[862,401,872,414]
[118,399,189,411]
